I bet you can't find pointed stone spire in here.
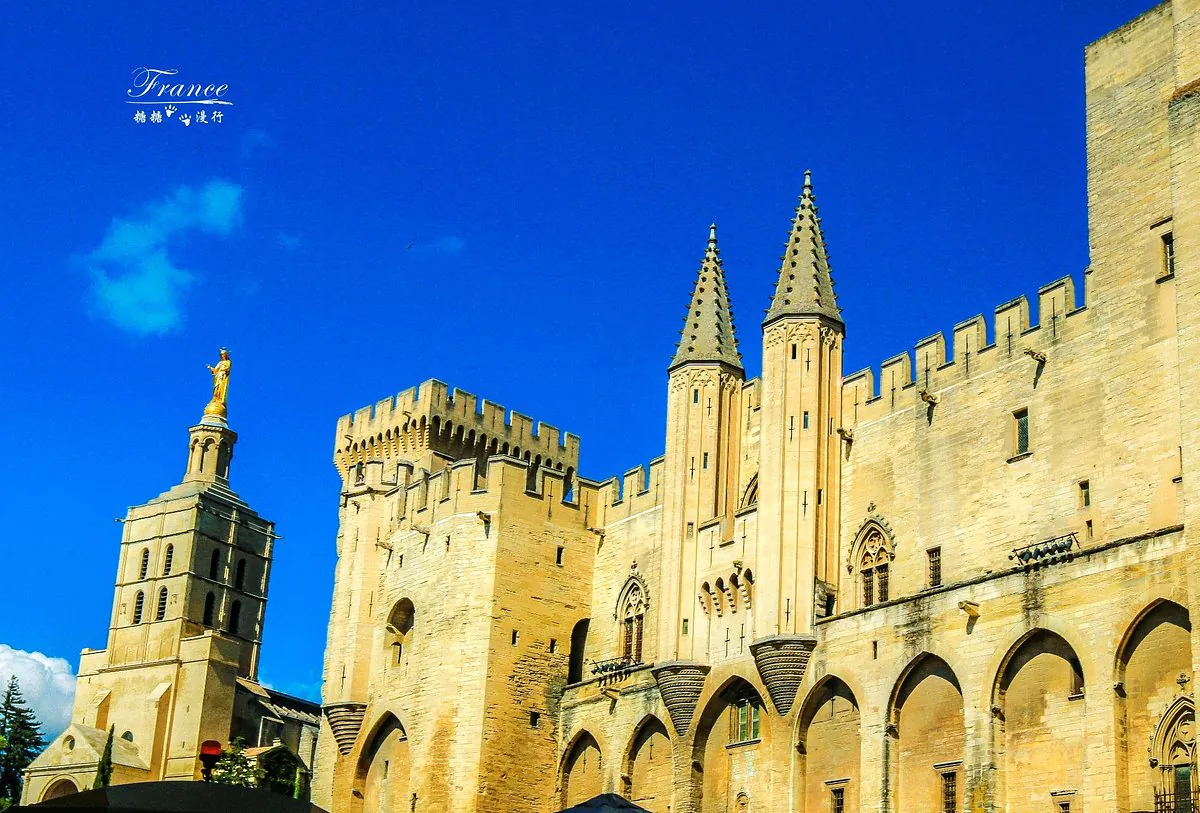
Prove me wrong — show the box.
[670,223,743,372]
[764,170,842,325]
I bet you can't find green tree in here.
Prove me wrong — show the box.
[92,726,114,789]
[209,739,260,789]
[0,676,44,805]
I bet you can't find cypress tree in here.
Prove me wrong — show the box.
[0,676,45,805]
[92,726,114,789]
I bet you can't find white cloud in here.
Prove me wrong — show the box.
[81,180,244,335]
[0,646,76,739]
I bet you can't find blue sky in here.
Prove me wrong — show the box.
[0,0,1154,728]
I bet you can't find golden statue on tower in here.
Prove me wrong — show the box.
[203,348,232,421]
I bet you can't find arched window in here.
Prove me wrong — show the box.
[138,549,150,580]
[859,531,892,607]
[235,559,246,591]
[132,591,145,624]
[156,588,168,621]
[228,601,242,636]
[620,582,647,663]
[209,549,221,580]
[387,599,415,666]
[203,592,216,626]
[162,545,174,576]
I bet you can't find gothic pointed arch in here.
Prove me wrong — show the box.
[615,566,649,663]
[738,474,758,510]
[851,518,895,608]
[887,652,965,813]
[560,729,605,808]
[622,714,671,812]
[352,712,410,813]
[796,675,861,813]
[691,675,771,812]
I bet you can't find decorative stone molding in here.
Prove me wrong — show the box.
[750,635,817,715]
[652,661,711,736]
[323,702,368,755]
[613,563,650,620]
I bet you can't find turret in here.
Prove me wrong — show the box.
[755,171,844,646]
[658,225,745,664]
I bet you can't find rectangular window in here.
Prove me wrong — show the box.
[803,411,810,429]
[549,638,558,653]
[1079,480,1090,508]
[817,489,823,505]
[556,546,564,566]
[928,547,942,588]
[703,452,709,469]
[682,618,689,635]
[687,522,694,538]
[862,568,874,607]
[872,640,878,659]
[729,700,760,744]
[530,710,540,728]
[511,630,519,646]
[1164,232,1176,277]
[830,787,845,813]
[1014,409,1029,455]
[791,343,797,360]
[1086,518,1093,539]
[941,771,957,813]
[876,564,889,603]
[1058,802,1070,813]
[693,389,699,404]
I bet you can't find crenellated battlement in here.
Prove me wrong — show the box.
[843,273,1089,424]
[333,379,581,475]
[591,456,667,524]
[361,454,602,534]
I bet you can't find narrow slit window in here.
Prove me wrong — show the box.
[1164,232,1176,277]
[802,411,809,429]
[791,343,797,360]
[155,587,168,621]
[693,389,699,404]
[1014,409,1029,455]
[1079,480,1090,508]
[928,547,942,588]
[556,546,564,566]
[162,545,174,576]
[132,591,145,624]
[138,549,149,580]
[511,630,519,646]
[703,452,709,470]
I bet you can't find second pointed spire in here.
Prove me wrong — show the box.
[764,170,842,325]
[670,224,743,372]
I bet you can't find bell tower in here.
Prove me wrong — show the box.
[657,225,745,663]
[750,172,844,714]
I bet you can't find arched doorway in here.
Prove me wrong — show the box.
[993,629,1085,811]
[562,731,604,807]
[888,654,964,813]
[692,677,770,812]
[625,716,671,812]
[797,676,860,812]
[1116,600,1193,812]
[41,777,78,801]
[354,714,410,813]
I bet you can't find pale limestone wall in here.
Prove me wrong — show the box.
[318,5,1200,812]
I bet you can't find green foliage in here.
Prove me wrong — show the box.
[0,676,44,805]
[209,738,261,789]
[92,726,114,790]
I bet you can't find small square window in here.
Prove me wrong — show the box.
[928,547,942,588]
[1058,802,1071,813]
[1014,409,1029,456]
[1163,232,1176,277]
[549,638,558,653]
[511,630,519,646]
[1079,480,1090,508]
[556,546,564,566]
[529,710,540,728]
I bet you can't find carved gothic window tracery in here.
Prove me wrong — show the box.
[859,532,891,607]
[620,582,646,663]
